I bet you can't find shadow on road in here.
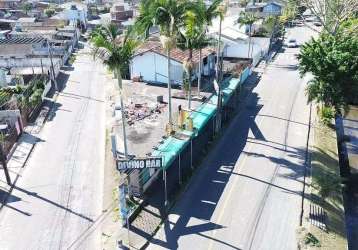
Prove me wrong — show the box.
[0,183,94,222]
[130,54,309,249]
[133,90,262,249]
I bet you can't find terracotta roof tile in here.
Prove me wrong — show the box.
[134,40,215,64]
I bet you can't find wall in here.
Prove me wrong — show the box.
[263,3,282,15]
[221,36,269,67]
[0,57,62,77]
[223,37,263,60]
[130,51,184,86]
[202,54,216,76]
[251,37,270,55]
[0,110,21,127]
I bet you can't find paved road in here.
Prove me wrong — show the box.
[147,26,316,250]
[0,44,106,250]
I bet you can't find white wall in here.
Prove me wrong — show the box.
[252,37,270,55]
[0,57,62,77]
[130,52,184,86]
[222,36,268,66]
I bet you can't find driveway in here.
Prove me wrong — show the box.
[147,26,316,250]
[0,44,106,250]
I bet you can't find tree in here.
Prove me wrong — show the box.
[90,24,138,157]
[214,3,227,134]
[178,8,205,109]
[135,0,190,128]
[45,8,55,18]
[21,2,32,15]
[237,12,258,58]
[280,0,298,26]
[178,0,222,107]
[300,0,358,34]
[298,20,358,113]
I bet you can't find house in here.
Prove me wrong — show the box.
[51,2,88,30]
[245,1,283,17]
[0,0,22,9]
[216,27,267,66]
[209,15,270,66]
[0,26,79,81]
[130,39,216,86]
[111,3,133,26]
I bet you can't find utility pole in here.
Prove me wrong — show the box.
[47,40,58,91]
[215,16,223,134]
[0,141,11,185]
[116,68,129,159]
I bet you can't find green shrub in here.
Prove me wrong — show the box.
[319,105,335,125]
[45,8,55,17]
[304,232,321,247]
[29,88,44,107]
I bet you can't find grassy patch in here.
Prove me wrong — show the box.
[308,121,347,249]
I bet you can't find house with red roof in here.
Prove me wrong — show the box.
[130,38,216,86]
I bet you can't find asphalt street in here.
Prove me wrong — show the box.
[0,44,106,250]
[147,26,316,250]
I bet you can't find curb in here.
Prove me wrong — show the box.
[0,141,36,211]
[0,93,59,212]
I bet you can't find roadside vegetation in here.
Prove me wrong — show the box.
[298,18,358,121]
[300,118,347,250]
[296,1,357,248]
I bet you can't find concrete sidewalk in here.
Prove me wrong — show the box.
[0,102,52,209]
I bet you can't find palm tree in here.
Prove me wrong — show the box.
[237,12,258,58]
[214,2,227,134]
[178,31,215,102]
[90,24,137,158]
[135,0,190,128]
[178,8,205,109]
[179,0,223,103]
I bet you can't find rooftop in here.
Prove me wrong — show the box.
[0,36,45,45]
[220,27,249,41]
[134,39,215,64]
[17,17,37,23]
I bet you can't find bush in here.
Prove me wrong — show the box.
[45,8,55,17]
[29,88,44,107]
[319,105,335,125]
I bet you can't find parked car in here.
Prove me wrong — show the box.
[287,39,298,48]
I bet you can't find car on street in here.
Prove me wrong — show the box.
[287,38,298,48]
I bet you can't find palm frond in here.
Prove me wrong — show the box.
[90,23,138,72]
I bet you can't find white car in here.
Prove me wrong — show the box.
[287,39,298,48]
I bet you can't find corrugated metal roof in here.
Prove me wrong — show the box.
[221,27,248,41]
[0,36,44,45]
